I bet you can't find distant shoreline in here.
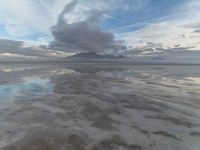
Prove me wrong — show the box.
[0,60,200,66]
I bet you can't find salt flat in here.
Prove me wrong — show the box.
[0,63,199,150]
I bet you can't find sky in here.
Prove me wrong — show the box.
[0,0,200,63]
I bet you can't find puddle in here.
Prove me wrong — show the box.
[0,77,53,101]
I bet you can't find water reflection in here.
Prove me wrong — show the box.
[0,64,199,150]
[0,77,53,101]
[0,64,74,101]
[0,64,200,102]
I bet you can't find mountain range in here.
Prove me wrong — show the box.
[67,52,127,59]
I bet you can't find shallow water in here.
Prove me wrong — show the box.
[0,77,53,101]
[0,63,200,150]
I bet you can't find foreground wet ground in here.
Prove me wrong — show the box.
[0,63,199,150]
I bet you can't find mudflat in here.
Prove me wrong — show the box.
[0,64,199,150]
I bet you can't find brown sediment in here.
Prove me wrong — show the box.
[190,132,200,137]
[152,131,179,140]
[81,103,115,130]
[115,93,163,112]
[146,115,194,128]
[3,130,89,150]
[131,123,150,137]
[87,136,143,150]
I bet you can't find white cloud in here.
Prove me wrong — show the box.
[0,52,39,59]
[0,0,71,38]
[1,0,199,63]
[0,0,107,38]
[120,23,200,50]
[117,0,200,53]
[0,0,149,41]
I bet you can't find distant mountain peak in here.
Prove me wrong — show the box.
[152,56,165,60]
[69,52,127,59]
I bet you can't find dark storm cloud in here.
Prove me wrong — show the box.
[49,0,126,54]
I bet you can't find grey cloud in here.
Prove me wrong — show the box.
[0,39,62,59]
[58,0,78,24]
[126,45,200,64]
[120,42,198,58]
[119,42,164,57]
[0,39,23,51]
[49,0,126,54]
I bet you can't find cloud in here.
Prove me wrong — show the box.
[0,39,72,59]
[117,1,200,53]
[49,0,126,54]
[124,45,200,64]
[1,0,199,62]
[0,0,71,39]
[0,0,124,40]
[0,0,151,44]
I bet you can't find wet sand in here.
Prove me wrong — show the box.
[0,64,200,150]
